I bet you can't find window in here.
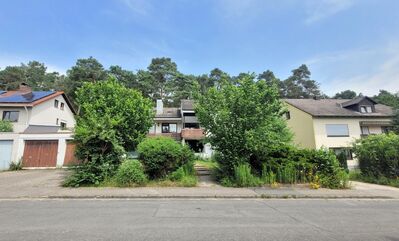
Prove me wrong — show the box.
[60,103,65,110]
[285,111,291,120]
[326,124,349,137]
[169,123,177,133]
[54,100,59,108]
[360,105,372,113]
[184,123,200,129]
[162,123,177,133]
[60,122,67,129]
[2,111,19,122]
[330,148,353,160]
[361,126,370,135]
[56,118,59,125]
[162,123,170,133]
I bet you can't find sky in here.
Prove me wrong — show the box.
[1,0,399,96]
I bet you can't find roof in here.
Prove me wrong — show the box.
[284,98,394,117]
[341,96,377,108]
[0,91,55,103]
[0,90,77,114]
[23,125,61,134]
[154,107,181,118]
[181,99,194,110]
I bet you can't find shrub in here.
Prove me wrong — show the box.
[114,159,147,186]
[138,137,195,179]
[353,133,399,179]
[232,163,262,187]
[0,120,13,132]
[336,151,349,173]
[9,159,22,171]
[64,78,153,187]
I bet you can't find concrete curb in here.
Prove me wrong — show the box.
[0,194,394,200]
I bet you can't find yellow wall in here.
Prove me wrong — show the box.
[285,103,316,148]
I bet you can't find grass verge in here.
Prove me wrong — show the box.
[349,170,399,188]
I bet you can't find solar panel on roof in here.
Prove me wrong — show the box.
[0,91,55,103]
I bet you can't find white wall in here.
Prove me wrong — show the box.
[313,117,391,149]
[30,95,76,129]
[0,107,30,133]
[0,132,74,167]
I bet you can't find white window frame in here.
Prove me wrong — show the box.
[326,124,350,137]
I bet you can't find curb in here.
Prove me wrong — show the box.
[0,195,394,200]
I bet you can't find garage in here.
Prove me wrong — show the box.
[22,140,59,167]
[63,141,80,166]
[0,140,13,170]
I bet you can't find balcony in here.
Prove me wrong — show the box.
[147,132,181,141]
[181,128,205,140]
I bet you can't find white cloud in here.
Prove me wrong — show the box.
[305,43,399,95]
[304,0,355,24]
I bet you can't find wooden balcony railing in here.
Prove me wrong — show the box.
[147,132,181,140]
[181,128,205,140]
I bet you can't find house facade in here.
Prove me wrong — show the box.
[148,99,213,157]
[0,84,77,170]
[284,97,393,168]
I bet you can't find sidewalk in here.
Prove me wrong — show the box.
[1,169,399,199]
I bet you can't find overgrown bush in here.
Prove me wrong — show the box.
[138,137,195,179]
[64,78,153,187]
[114,159,147,186]
[336,151,349,173]
[353,133,399,179]
[0,120,13,132]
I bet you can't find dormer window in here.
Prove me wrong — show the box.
[360,106,372,113]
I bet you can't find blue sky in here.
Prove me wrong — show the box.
[1,0,399,95]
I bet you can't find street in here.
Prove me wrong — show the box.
[0,199,398,241]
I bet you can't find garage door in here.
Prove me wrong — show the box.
[0,140,13,170]
[63,141,80,166]
[22,140,58,167]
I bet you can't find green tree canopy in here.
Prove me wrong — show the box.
[0,61,60,90]
[64,57,107,102]
[196,76,292,176]
[373,90,399,109]
[67,78,154,186]
[334,90,357,99]
[282,64,321,98]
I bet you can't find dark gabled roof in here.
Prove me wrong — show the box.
[0,91,55,103]
[284,99,394,117]
[154,107,181,118]
[341,96,377,108]
[23,125,61,134]
[181,99,194,110]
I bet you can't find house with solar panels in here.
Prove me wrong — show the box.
[0,83,77,170]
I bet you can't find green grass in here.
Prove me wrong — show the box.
[349,170,399,188]
[195,159,219,170]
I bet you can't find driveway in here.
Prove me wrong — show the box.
[1,169,399,199]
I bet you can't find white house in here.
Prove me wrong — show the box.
[148,99,213,158]
[0,84,77,170]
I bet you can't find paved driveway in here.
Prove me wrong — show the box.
[1,169,399,199]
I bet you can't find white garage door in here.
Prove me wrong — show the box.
[0,140,13,170]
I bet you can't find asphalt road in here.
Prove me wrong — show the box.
[0,199,398,241]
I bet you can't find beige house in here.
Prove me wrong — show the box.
[0,84,77,170]
[148,99,213,157]
[284,97,394,168]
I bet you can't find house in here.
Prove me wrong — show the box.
[148,99,213,157]
[0,83,77,170]
[284,96,394,168]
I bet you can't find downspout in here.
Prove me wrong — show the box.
[24,106,30,127]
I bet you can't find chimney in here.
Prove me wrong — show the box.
[156,99,163,114]
[19,83,32,94]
